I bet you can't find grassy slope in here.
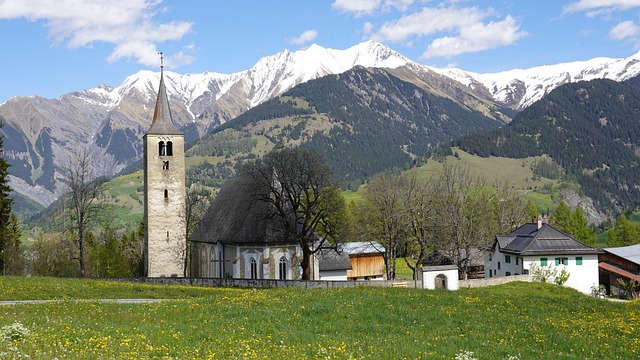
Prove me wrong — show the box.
[407,148,557,213]
[0,277,638,359]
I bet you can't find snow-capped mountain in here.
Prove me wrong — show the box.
[432,52,640,110]
[4,40,640,208]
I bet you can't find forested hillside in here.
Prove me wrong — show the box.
[210,67,506,188]
[454,76,640,213]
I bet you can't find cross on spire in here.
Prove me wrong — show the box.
[159,51,164,71]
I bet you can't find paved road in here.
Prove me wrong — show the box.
[0,299,168,306]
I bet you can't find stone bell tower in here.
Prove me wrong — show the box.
[144,55,186,277]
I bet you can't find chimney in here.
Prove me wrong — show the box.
[537,214,543,229]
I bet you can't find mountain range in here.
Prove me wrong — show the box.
[3,40,640,208]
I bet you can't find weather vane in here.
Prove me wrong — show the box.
[159,51,164,70]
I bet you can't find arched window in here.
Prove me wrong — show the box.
[166,141,173,156]
[279,256,287,280]
[250,258,258,279]
[159,141,166,156]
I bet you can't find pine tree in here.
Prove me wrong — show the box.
[0,120,14,273]
[572,208,595,245]
[607,214,637,247]
[552,201,574,234]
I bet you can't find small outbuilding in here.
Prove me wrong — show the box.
[421,265,459,290]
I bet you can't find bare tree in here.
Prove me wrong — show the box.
[182,185,213,276]
[356,174,409,280]
[242,148,349,280]
[432,163,492,280]
[402,174,438,280]
[490,181,530,235]
[63,148,107,277]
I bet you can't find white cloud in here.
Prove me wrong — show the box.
[362,5,525,59]
[609,20,640,39]
[563,0,640,17]
[288,29,319,45]
[368,6,489,43]
[332,0,382,16]
[332,0,414,16]
[421,15,526,59]
[0,0,195,67]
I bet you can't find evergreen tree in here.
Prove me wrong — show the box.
[552,202,574,234]
[572,208,595,245]
[3,212,23,275]
[0,120,14,273]
[607,214,637,247]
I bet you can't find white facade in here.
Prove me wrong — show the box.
[319,270,348,281]
[422,265,459,290]
[485,250,524,278]
[521,255,600,294]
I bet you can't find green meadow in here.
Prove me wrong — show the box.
[1,277,638,359]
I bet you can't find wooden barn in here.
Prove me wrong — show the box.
[341,242,386,280]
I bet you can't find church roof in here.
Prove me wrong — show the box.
[189,174,296,245]
[499,223,602,256]
[146,71,182,136]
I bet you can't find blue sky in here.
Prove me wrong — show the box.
[2,0,640,103]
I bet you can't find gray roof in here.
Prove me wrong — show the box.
[499,223,602,256]
[340,241,385,255]
[189,174,296,245]
[318,250,352,271]
[603,244,640,266]
[146,72,182,136]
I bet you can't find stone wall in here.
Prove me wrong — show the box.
[459,274,532,289]
[106,277,421,289]
[103,275,532,290]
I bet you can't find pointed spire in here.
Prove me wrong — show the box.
[146,52,182,135]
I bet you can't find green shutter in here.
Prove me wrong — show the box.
[555,258,560,266]
[540,258,547,266]
[576,257,583,265]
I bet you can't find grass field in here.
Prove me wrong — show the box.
[1,277,638,359]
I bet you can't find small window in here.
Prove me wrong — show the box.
[250,258,258,279]
[540,258,547,266]
[506,272,511,276]
[489,254,492,262]
[164,189,168,199]
[162,161,169,170]
[516,257,520,265]
[166,141,173,156]
[576,257,583,265]
[505,255,511,264]
[166,231,169,238]
[555,257,568,266]
[279,257,287,280]
[498,262,501,270]
[493,269,496,275]
[159,141,166,156]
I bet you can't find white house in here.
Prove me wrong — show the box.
[486,219,602,294]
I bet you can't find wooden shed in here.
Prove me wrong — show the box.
[341,242,386,280]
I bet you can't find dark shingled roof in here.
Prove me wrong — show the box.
[146,71,182,136]
[318,250,352,271]
[189,174,296,245]
[500,223,602,256]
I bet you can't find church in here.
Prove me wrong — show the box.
[188,174,304,279]
[144,60,303,279]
